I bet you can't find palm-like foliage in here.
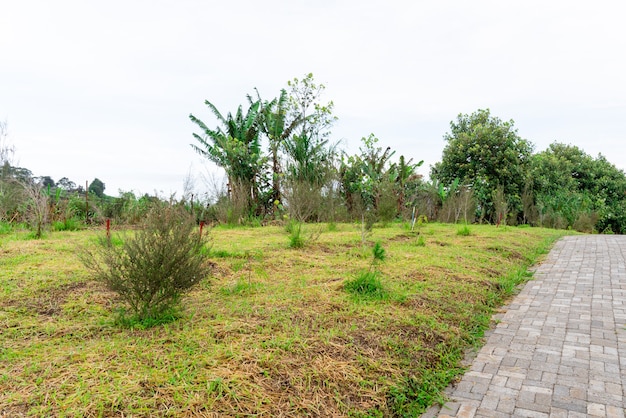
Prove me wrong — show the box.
[259,89,303,205]
[190,99,266,212]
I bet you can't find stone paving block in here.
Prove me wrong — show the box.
[430,236,626,417]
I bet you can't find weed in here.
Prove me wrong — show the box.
[344,271,386,300]
[288,222,305,248]
[52,218,82,232]
[457,224,471,236]
[416,235,426,247]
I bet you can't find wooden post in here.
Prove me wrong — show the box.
[85,180,89,224]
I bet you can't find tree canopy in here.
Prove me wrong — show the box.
[432,109,534,223]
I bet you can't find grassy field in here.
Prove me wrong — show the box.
[0,222,569,417]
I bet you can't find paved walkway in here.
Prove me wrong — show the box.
[425,235,626,417]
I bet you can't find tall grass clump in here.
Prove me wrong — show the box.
[345,241,387,300]
[81,204,212,326]
[457,224,471,236]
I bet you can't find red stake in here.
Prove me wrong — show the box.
[199,221,205,238]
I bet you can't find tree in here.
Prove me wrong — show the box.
[190,99,266,218]
[432,109,534,223]
[88,178,106,198]
[259,88,303,208]
[530,142,626,233]
[57,177,78,192]
[281,74,338,221]
[389,155,423,216]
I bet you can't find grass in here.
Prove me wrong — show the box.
[0,223,570,416]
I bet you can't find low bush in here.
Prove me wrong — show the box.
[81,204,212,325]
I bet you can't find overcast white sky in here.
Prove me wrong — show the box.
[2,1,625,197]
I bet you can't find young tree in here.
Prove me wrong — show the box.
[281,74,338,221]
[432,109,534,223]
[88,178,106,198]
[259,89,303,209]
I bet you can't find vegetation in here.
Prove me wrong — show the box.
[80,204,212,324]
[0,222,569,416]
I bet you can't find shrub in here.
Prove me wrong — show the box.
[81,204,212,324]
[457,225,471,236]
[344,271,386,299]
[288,222,305,248]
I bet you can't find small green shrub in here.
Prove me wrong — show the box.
[457,225,471,236]
[288,222,304,248]
[52,217,82,231]
[0,221,13,235]
[344,271,386,299]
[81,204,212,324]
[416,235,426,247]
[372,241,386,264]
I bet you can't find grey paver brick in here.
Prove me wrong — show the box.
[428,236,626,417]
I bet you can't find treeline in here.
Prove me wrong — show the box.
[432,109,626,234]
[190,75,626,233]
[2,76,625,235]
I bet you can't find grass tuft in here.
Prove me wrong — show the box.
[344,271,387,300]
[457,224,471,236]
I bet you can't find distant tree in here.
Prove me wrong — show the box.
[57,177,77,192]
[37,176,55,188]
[88,178,106,198]
[389,155,423,216]
[432,109,534,223]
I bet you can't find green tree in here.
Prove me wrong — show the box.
[281,74,338,221]
[340,134,413,222]
[530,142,626,233]
[259,88,303,208]
[190,99,266,218]
[88,178,106,198]
[432,109,534,223]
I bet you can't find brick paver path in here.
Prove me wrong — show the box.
[430,235,626,417]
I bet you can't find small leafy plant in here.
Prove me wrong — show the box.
[345,241,387,299]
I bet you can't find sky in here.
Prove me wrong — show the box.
[2,0,625,198]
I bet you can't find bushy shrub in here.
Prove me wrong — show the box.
[81,204,212,324]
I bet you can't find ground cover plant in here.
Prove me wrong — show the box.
[0,222,569,416]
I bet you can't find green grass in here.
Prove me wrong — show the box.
[0,223,570,416]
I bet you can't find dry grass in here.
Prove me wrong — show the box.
[0,223,569,416]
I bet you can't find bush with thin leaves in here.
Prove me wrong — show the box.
[81,204,212,324]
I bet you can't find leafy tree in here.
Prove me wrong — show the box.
[38,176,55,188]
[190,99,266,218]
[281,74,338,221]
[530,142,626,233]
[388,155,423,215]
[88,178,106,198]
[432,109,534,223]
[57,177,78,192]
[259,88,303,208]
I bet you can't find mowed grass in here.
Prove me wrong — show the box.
[0,223,570,417]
